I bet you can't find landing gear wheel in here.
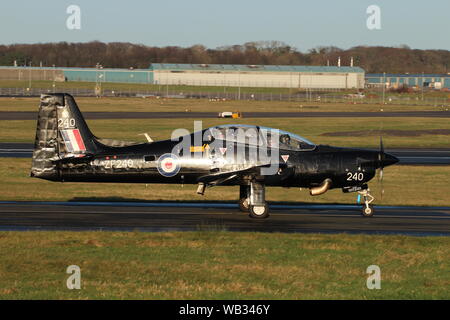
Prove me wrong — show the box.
[362,205,374,217]
[249,204,269,219]
[358,188,375,218]
[239,197,250,212]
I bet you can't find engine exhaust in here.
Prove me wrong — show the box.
[309,179,332,196]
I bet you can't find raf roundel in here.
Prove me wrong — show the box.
[157,153,181,177]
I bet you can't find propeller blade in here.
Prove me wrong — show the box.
[380,136,384,154]
[378,167,384,201]
[379,136,385,166]
[379,124,385,201]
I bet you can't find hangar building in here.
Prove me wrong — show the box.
[0,66,153,84]
[151,64,365,89]
[366,73,450,89]
[0,63,366,89]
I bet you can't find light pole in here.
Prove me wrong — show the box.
[223,72,226,95]
[95,63,103,98]
[28,61,32,90]
[52,64,56,93]
[382,72,386,105]
[95,63,99,87]
[421,72,424,101]
[289,72,292,102]
[238,69,241,101]
[166,71,169,97]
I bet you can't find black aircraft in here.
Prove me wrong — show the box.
[31,93,398,219]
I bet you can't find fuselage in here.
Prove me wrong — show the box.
[50,137,392,191]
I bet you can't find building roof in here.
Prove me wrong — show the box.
[0,66,150,72]
[367,73,450,78]
[150,63,364,73]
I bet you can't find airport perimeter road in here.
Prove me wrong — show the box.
[1,143,449,165]
[1,111,450,120]
[0,202,449,236]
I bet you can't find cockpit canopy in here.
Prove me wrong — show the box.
[204,124,316,151]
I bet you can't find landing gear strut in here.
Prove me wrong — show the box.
[239,185,250,212]
[358,188,375,217]
[239,182,269,219]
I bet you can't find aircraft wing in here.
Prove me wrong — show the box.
[197,162,286,186]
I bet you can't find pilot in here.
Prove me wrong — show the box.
[280,134,291,148]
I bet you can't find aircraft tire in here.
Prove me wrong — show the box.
[361,205,374,217]
[249,204,269,219]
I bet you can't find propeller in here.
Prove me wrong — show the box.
[377,116,385,201]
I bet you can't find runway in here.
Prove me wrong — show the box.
[383,149,450,165]
[0,201,449,236]
[1,110,450,120]
[1,143,449,165]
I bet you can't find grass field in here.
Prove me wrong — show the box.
[0,79,293,94]
[0,231,448,299]
[1,79,449,100]
[1,116,449,149]
[1,158,449,206]
[0,96,448,113]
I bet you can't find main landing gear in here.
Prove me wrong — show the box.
[239,183,269,219]
[358,188,375,217]
[239,185,250,212]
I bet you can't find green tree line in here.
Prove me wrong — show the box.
[0,41,449,74]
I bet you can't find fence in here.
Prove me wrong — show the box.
[0,87,448,108]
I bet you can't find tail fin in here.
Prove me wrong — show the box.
[31,93,99,180]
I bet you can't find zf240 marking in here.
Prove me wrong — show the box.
[92,159,134,169]
[347,172,364,181]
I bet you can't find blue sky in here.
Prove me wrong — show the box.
[0,0,448,51]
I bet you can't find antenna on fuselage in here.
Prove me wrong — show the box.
[139,133,154,143]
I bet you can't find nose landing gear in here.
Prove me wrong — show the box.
[358,188,375,217]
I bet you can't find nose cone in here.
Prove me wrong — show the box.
[381,152,399,167]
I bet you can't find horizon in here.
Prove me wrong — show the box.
[2,41,449,54]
